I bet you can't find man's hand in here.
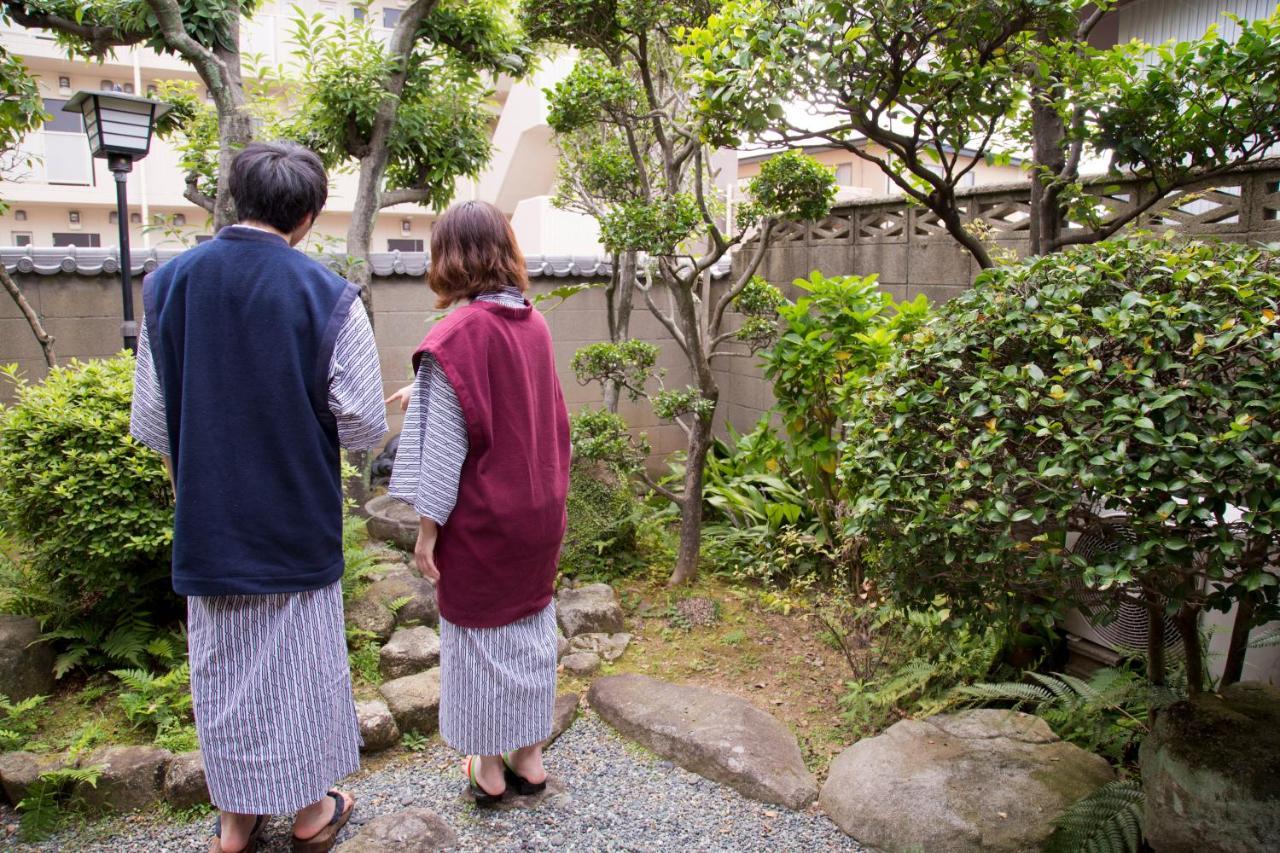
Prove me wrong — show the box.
[385,384,414,412]
[415,517,440,582]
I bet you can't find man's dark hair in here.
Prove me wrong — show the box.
[227,142,328,233]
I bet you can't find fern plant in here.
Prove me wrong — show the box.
[956,669,1162,762]
[0,694,48,751]
[1046,779,1145,853]
[43,614,183,678]
[112,663,194,746]
[17,765,102,841]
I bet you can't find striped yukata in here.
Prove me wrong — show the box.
[130,251,388,813]
[388,287,558,756]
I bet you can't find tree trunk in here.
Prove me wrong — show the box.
[1029,85,1066,257]
[209,39,249,229]
[602,250,637,413]
[1147,604,1166,687]
[1221,592,1257,689]
[345,150,384,326]
[1,266,56,368]
[669,415,713,586]
[1174,603,1206,696]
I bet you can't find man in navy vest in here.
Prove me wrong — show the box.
[131,142,386,853]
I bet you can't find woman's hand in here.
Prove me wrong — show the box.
[415,518,440,582]
[385,384,414,412]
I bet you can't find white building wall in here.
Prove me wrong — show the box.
[1118,0,1275,45]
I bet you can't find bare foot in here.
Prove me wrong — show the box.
[214,812,258,853]
[472,755,507,796]
[292,790,352,841]
[509,744,547,785]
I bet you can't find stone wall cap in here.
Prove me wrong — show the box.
[2,248,734,280]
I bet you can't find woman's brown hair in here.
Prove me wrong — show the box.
[428,200,529,309]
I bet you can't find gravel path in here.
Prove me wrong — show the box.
[6,711,863,852]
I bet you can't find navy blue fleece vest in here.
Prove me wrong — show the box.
[143,226,359,596]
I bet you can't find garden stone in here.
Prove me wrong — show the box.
[379,668,442,735]
[356,700,400,753]
[336,806,457,851]
[546,693,579,746]
[1141,681,1280,853]
[365,495,419,549]
[556,627,569,661]
[0,614,54,702]
[561,651,601,677]
[345,591,396,642]
[0,751,69,805]
[556,583,624,637]
[366,574,439,629]
[162,751,208,809]
[363,543,407,565]
[820,709,1115,852]
[568,632,631,662]
[588,674,817,809]
[380,627,442,680]
[75,745,171,813]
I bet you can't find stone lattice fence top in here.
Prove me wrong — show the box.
[757,157,1280,248]
[2,246,733,280]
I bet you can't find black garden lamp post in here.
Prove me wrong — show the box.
[64,91,171,352]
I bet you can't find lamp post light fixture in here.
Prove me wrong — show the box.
[64,91,171,352]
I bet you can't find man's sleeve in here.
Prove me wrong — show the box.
[328,298,389,450]
[129,316,171,456]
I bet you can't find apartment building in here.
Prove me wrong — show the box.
[0,1,589,253]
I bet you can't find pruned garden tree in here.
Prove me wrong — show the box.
[4,0,266,227]
[0,24,55,366]
[685,0,1280,266]
[525,0,836,585]
[285,0,528,314]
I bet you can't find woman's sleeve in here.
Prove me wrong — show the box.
[386,353,468,525]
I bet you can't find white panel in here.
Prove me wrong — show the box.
[43,133,93,185]
[1118,0,1272,46]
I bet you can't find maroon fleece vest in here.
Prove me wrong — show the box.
[412,300,571,628]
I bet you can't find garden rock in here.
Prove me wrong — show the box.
[380,668,442,735]
[366,574,439,629]
[1141,681,1280,853]
[345,592,396,642]
[365,495,419,549]
[556,627,569,660]
[546,693,579,746]
[820,709,1115,852]
[0,751,68,805]
[162,751,208,809]
[588,674,817,809]
[380,627,441,680]
[75,745,170,813]
[568,632,632,662]
[336,805,457,851]
[556,583,624,637]
[363,543,407,565]
[561,651,601,677]
[0,614,54,702]
[356,700,401,753]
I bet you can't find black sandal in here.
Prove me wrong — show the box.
[502,752,547,796]
[208,814,267,853]
[465,755,506,806]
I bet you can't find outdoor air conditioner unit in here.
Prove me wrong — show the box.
[1062,510,1280,687]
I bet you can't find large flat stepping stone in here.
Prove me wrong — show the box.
[557,583,624,637]
[821,709,1115,852]
[380,668,442,735]
[587,674,817,810]
[336,805,457,851]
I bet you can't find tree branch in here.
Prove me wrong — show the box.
[184,173,215,213]
[380,187,435,208]
[144,0,236,114]
[1,265,56,368]
[3,3,147,57]
[640,469,684,506]
[710,218,775,338]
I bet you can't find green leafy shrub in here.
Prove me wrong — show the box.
[561,409,644,579]
[0,356,176,649]
[17,765,101,841]
[840,238,1280,687]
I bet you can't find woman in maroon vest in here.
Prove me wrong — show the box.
[387,200,571,803]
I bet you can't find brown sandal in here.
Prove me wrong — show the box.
[291,790,355,853]
[208,814,266,853]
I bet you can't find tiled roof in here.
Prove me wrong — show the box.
[2,246,733,279]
